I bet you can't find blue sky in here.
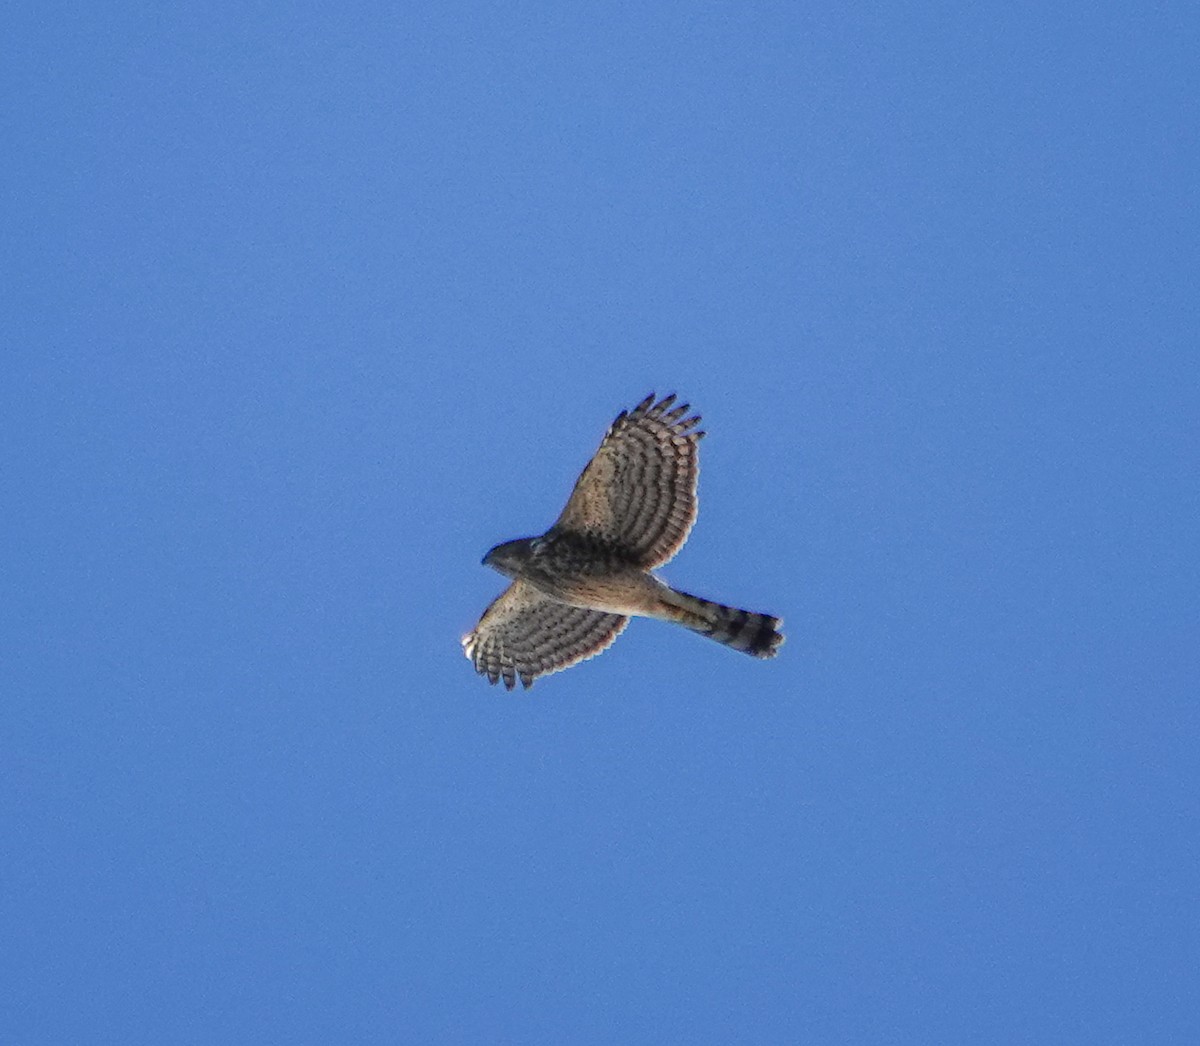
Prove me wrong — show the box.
[4,2,1197,1043]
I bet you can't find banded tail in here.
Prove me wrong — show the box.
[661,588,784,658]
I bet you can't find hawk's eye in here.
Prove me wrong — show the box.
[529,538,546,554]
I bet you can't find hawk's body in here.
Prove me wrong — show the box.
[463,394,784,689]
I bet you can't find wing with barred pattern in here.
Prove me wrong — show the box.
[462,580,629,690]
[552,393,704,569]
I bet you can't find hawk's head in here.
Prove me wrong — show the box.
[482,537,536,578]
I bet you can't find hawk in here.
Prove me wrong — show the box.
[463,393,784,689]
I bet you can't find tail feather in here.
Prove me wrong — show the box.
[661,589,784,658]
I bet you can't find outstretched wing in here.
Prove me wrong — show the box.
[553,393,704,568]
[462,580,628,690]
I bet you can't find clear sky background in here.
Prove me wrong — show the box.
[4,3,1198,1043]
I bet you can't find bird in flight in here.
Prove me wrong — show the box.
[463,393,784,689]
